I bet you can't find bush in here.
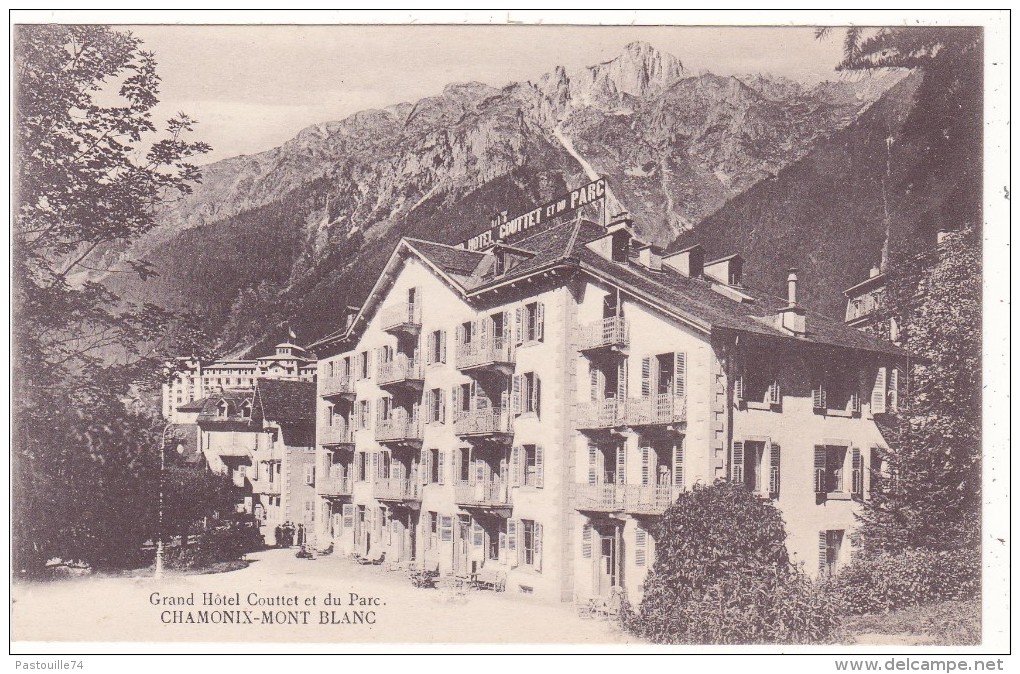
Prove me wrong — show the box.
[826,547,981,614]
[165,522,263,570]
[628,481,839,644]
[408,567,439,589]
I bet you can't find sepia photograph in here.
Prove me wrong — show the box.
[8,9,1010,662]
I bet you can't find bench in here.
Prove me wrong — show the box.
[472,568,506,592]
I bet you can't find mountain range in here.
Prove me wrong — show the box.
[106,42,929,356]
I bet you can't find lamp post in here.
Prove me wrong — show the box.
[154,421,174,580]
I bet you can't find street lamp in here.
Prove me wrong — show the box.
[154,421,175,579]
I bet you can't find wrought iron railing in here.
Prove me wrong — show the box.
[454,480,511,506]
[453,408,512,436]
[377,355,423,385]
[571,483,674,513]
[456,337,514,370]
[578,316,629,351]
[373,477,422,501]
[375,414,423,443]
[380,302,422,331]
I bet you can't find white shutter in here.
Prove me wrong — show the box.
[510,446,521,487]
[616,445,627,485]
[769,378,781,405]
[617,358,628,400]
[588,443,598,486]
[582,523,593,559]
[507,520,519,567]
[534,522,543,572]
[635,527,647,567]
[515,307,523,345]
[437,451,445,485]
[887,367,899,412]
[535,445,544,488]
[440,330,447,363]
[673,441,685,490]
[511,375,522,415]
[536,302,545,341]
[641,446,651,486]
[851,447,863,497]
[425,333,434,365]
[769,443,781,498]
[674,352,686,397]
[589,364,600,401]
[814,446,827,494]
[641,357,652,397]
[531,375,541,417]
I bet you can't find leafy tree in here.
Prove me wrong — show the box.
[629,482,838,644]
[857,229,982,553]
[13,25,210,573]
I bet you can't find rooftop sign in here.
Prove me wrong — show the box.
[461,178,607,252]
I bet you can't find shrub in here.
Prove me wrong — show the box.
[826,547,981,614]
[165,522,263,570]
[628,481,839,644]
[408,567,439,589]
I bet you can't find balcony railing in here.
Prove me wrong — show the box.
[578,316,629,352]
[578,395,686,429]
[252,479,282,495]
[317,473,352,497]
[454,480,511,507]
[319,424,354,447]
[377,355,424,387]
[572,483,675,514]
[375,414,423,444]
[320,373,355,398]
[380,302,422,333]
[373,477,422,502]
[455,337,514,371]
[577,398,622,429]
[215,443,252,458]
[453,408,512,437]
[620,394,687,426]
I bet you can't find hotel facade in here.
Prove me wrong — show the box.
[307,203,907,604]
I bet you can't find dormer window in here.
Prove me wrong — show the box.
[217,400,230,418]
[241,400,252,418]
[611,231,630,262]
[495,250,507,276]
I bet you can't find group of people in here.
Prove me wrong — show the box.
[273,521,307,548]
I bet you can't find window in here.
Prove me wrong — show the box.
[488,524,500,560]
[460,321,473,345]
[522,302,543,342]
[522,520,536,566]
[357,452,368,482]
[641,352,687,398]
[358,400,371,429]
[428,448,442,484]
[428,511,439,549]
[379,452,391,480]
[523,445,538,486]
[513,372,540,416]
[359,351,369,379]
[458,449,471,483]
[818,530,844,578]
[814,445,851,498]
[813,361,860,414]
[459,382,472,412]
[611,231,629,263]
[519,519,542,569]
[241,400,252,418]
[426,388,445,423]
[427,330,446,364]
[735,354,780,408]
[326,404,335,427]
[495,250,507,276]
[732,440,781,497]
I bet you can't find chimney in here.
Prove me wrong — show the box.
[777,267,806,336]
[662,244,704,277]
[704,254,744,287]
[635,243,663,271]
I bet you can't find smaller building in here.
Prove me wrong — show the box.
[194,379,317,545]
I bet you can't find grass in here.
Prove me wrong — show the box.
[834,599,981,646]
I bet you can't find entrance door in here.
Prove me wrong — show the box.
[407,512,417,562]
[455,517,470,573]
[596,532,619,597]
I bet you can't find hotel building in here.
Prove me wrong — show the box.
[308,209,907,604]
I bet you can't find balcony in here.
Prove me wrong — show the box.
[215,442,253,459]
[577,395,686,430]
[373,477,422,505]
[377,355,424,390]
[252,478,282,496]
[572,483,675,515]
[621,394,686,427]
[375,414,423,448]
[320,373,355,400]
[578,316,629,354]
[454,481,511,511]
[317,472,353,497]
[380,302,422,336]
[577,398,622,430]
[453,408,512,440]
[319,424,355,448]
[455,337,514,374]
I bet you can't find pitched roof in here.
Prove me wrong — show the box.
[176,399,207,412]
[195,389,256,425]
[312,216,908,358]
[254,379,316,422]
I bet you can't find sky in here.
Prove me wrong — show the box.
[123,24,850,165]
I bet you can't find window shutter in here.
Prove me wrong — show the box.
[769,379,781,405]
[371,452,379,480]
[342,504,354,529]
[507,520,519,567]
[673,441,685,490]
[814,446,827,494]
[588,443,598,486]
[536,302,545,341]
[617,358,628,400]
[451,385,460,416]
[589,364,600,401]
[731,441,744,483]
[641,357,652,397]
[455,324,463,345]
[616,445,627,485]
[535,445,544,488]
[441,516,453,543]
[502,311,513,344]
[534,522,543,571]
[641,446,651,486]
[437,451,445,485]
[419,448,427,485]
[515,307,523,345]
[812,380,827,410]
[510,446,521,487]
[532,376,541,417]
[769,443,781,498]
[304,464,315,486]
[734,372,744,402]
[367,399,373,428]
[851,447,863,497]
[472,520,484,546]
[476,318,485,346]
[474,458,484,485]
[887,367,899,412]
[439,389,447,423]
[582,523,593,559]
[367,350,373,376]
[818,531,829,576]
[425,333,434,365]
[871,366,887,414]
[440,330,447,363]
[674,352,686,398]
[635,527,647,567]
[511,375,522,415]
[500,457,508,485]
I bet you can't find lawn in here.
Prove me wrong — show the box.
[835,599,981,646]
